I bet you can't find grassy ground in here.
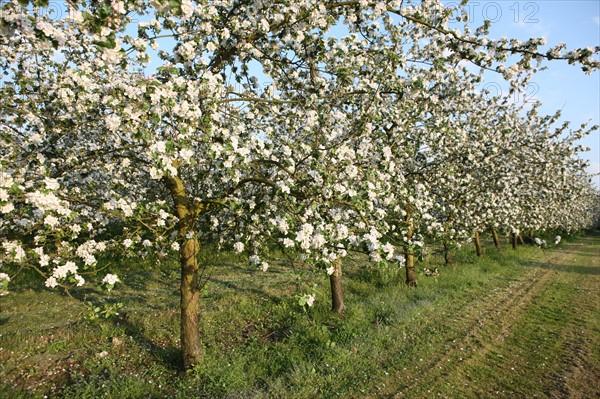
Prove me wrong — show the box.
[0,232,598,398]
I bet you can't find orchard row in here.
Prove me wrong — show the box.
[1,0,598,368]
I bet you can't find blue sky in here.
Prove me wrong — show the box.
[450,0,599,186]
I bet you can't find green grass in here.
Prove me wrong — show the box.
[0,232,598,398]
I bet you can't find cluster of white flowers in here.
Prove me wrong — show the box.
[295,224,315,250]
[75,240,103,266]
[26,191,69,215]
[102,273,120,286]
[233,242,245,253]
[2,241,26,262]
[45,261,84,288]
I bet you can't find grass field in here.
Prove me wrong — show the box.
[1,232,598,398]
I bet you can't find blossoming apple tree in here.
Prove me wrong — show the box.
[1,0,599,369]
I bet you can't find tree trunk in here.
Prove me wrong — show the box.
[491,228,501,251]
[473,230,483,257]
[443,240,453,266]
[329,258,346,314]
[517,234,524,246]
[404,217,418,287]
[180,235,202,369]
[511,232,518,250]
[404,249,417,286]
[164,175,203,369]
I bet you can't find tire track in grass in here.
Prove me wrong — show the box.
[546,234,600,399]
[361,253,542,399]
[547,332,597,399]
[389,260,555,398]
[401,233,600,399]
[368,255,553,398]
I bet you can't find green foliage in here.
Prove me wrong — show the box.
[17,0,49,7]
[85,301,124,320]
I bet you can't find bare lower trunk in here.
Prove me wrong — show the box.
[511,233,518,250]
[474,231,483,257]
[404,218,417,286]
[443,240,453,266]
[329,258,346,314]
[517,234,524,246]
[405,249,417,286]
[164,175,203,369]
[491,229,501,251]
[180,236,202,369]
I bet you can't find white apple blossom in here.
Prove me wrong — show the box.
[102,274,120,285]
[45,276,58,288]
[74,274,85,287]
[233,242,244,253]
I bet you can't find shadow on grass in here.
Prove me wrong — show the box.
[63,288,183,371]
[553,251,598,261]
[206,277,283,302]
[112,312,183,371]
[522,261,600,276]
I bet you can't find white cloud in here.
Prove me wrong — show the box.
[514,19,551,38]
